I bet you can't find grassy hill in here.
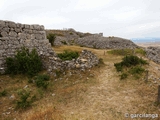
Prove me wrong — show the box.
[0,45,160,120]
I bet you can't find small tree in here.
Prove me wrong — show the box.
[47,33,56,46]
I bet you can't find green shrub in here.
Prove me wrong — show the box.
[129,66,145,74]
[61,41,67,45]
[57,50,79,61]
[16,90,36,109]
[69,32,73,35]
[114,55,148,72]
[99,58,104,64]
[0,90,7,97]
[114,55,148,80]
[122,55,148,67]
[5,47,42,77]
[114,63,123,72]
[47,33,56,46]
[35,74,50,89]
[120,73,128,80]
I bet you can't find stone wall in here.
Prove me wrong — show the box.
[0,20,100,74]
[47,50,99,75]
[0,20,55,74]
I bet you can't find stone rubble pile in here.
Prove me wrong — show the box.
[145,46,160,64]
[47,50,99,75]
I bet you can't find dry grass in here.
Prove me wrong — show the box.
[0,45,160,120]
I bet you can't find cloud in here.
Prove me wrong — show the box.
[74,0,111,10]
[19,16,69,27]
[0,0,160,38]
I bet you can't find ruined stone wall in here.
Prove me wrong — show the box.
[0,20,100,75]
[0,20,55,74]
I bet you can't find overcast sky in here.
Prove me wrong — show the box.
[0,0,160,39]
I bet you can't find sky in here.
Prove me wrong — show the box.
[0,0,160,39]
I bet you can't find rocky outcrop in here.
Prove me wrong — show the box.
[145,46,160,64]
[75,35,139,49]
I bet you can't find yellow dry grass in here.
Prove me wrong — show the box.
[0,45,160,120]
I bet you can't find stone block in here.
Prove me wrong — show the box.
[0,20,6,27]
[9,31,17,37]
[26,34,31,39]
[1,31,8,37]
[8,21,16,28]
[2,27,10,32]
[16,23,22,28]
[40,25,44,30]
[18,33,26,39]
[31,34,35,39]
[30,25,34,29]
[33,24,40,30]
[15,28,22,33]
[24,24,30,29]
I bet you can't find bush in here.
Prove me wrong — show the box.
[57,50,79,61]
[61,41,67,45]
[120,73,128,80]
[0,90,7,97]
[35,74,50,89]
[47,33,56,46]
[99,58,104,64]
[114,55,148,80]
[129,66,145,74]
[114,62,123,72]
[69,32,73,35]
[16,90,36,109]
[5,47,42,77]
[114,55,148,72]
[121,55,148,67]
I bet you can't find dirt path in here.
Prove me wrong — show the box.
[61,60,153,120]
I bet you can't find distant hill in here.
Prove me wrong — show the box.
[131,37,160,43]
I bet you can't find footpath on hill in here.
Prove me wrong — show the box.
[60,57,160,120]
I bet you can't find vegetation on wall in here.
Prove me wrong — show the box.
[57,50,79,61]
[47,33,56,46]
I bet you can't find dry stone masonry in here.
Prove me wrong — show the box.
[47,49,99,75]
[0,20,55,74]
[0,20,99,74]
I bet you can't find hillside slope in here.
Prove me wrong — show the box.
[45,29,138,49]
[1,46,160,120]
